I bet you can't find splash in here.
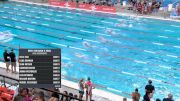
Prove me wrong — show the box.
[0,30,14,43]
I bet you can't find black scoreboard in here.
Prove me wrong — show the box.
[19,49,61,88]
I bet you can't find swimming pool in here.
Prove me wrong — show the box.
[0,1,180,100]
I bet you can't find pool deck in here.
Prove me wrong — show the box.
[0,62,131,101]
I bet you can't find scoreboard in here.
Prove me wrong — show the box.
[19,49,61,88]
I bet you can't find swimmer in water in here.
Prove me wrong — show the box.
[82,41,91,48]
[62,62,73,68]
[98,36,109,43]
[82,41,97,49]
[74,52,87,59]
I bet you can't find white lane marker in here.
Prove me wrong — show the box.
[170,25,180,28]
[107,87,122,93]
[83,39,100,43]
[159,65,171,69]
[0,11,4,13]
[14,8,18,10]
[16,4,22,6]
[177,38,180,40]
[91,25,105,29]
[152,42,164,46]
[166,54,178,58]
[42,23,49,26]
[80,30,94,34]
[144,50,156,54]
[4,24,12,27]
[39,12,43,14]
[4,6,9,8]
[55,19,62,22]
[2,16,8,19]
[21,20,27,23]
[44,18,50,20]
[67,12,71,13]
[101,21,113,24]
[134,60,147,64]
[51,42,67,47]
[122,71,135,76]
[165,30,174,32]
[15,26,22,29]
[33,7,38,9]
[31,21,37,24]
[96,33,111,36]
[26,15,31,17]
[18,13,22,16]
[12,18,17,21]
[69,46,86,51]
[148,78,162,83]
[62,57,71,60]
[35,16,40,19]
[66,16,73,18]
[76,13,82,15]
[47,13,52,16]
[158,35,168,38]
[49,9,54,11]
[173,46,180,49]
[27,28,35,31]
[9,12,13,14]
[22,9,27,12]
[57,14,62,17]
[66,36,82,40]
[58,11,62,12]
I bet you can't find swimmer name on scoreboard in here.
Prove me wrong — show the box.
[19,49,61,88]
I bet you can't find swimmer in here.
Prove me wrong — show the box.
[82,41,91,48]
[62,62,73,68]
[116,20,126,27]
[74,52,87,59]
[98,36,109,43]
[82,41,97,49]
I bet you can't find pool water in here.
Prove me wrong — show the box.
[0,1,180,100]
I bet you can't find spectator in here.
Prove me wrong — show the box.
[9,49,17,73]
[85,77,94,101]
[156,98,161,101]
[48,92,59,101]
[145,80,155,98]
[14,88,28,101]
[163,93,174,101]
[60,91,68,101]
[32,91,45,101]
[131,88,140,101]
[3,49,10,72]
[123,97,127,101]
[69,93,73,101]
[143,92,150,101]
[78,78,85,100]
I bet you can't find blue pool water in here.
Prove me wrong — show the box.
[0,1,180,100]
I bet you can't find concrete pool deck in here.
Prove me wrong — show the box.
[0,62,131,101]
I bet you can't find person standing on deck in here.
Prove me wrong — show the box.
[85,77,95,101]
[3,49,10,72]
[9,49,17,73]
[79,78,85,100]
[145,80,155,98]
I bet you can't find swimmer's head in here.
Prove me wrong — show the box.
[87,77,91,81]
